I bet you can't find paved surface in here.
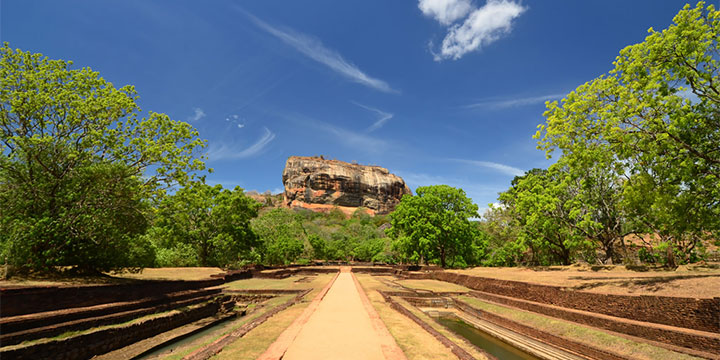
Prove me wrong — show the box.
[260,268,406,360]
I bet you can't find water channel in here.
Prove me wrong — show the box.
[436,316,542,360]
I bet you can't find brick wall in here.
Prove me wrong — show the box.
[0,279,223,317]
[427,272,720,333]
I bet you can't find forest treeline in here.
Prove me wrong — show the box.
[1,2,718,274]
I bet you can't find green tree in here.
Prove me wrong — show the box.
[479,205,526,266]
[152,183,260,267]
[387,185,481,268]
[251,208,306,265]
[536,2,719,265]
[499,168,586,266]
[0,44,206,272]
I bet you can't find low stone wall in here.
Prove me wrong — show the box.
[252,267,338,279]
[0,279,223,317]
[468,291,720,356]
[377,291,488,360]
[350,267,395,275]
[0,298,225,360]
[423,271,720,333]
[2,288,220,335]
[453,299,630,360]
[1,293,218,347]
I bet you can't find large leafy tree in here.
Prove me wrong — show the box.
[536,2,719,264]
[0,44,207,272]
[387,185,482,268]
[499,168,588,266]
[152,183,260,267]
[251,208,307,265]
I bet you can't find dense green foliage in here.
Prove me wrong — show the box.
[484,2,719,267]
[150,183,261,267]
[0,44,206,272]
[251,207,394,265]
[387,185,486,267]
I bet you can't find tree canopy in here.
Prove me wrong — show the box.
[484,2,720,267]
[387,185,484,268]
[151,183,261,267]
[0,44,207,272]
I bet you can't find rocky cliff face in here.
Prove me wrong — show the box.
[282,156,411,216]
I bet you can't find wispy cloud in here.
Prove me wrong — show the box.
[282,112,390,153]
[421,0,526,61]
[188,107,206,122]
[243,11,397,93]
[452,159,524,176]
[207,127,276,161]
[464,93,565,109]
[352,101,394,132]
[418,0,473,25]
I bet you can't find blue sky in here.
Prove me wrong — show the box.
[1,0,699,212]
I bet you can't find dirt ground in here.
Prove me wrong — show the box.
[449,265,720,298]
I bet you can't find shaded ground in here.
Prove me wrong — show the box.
[450,265,720,298]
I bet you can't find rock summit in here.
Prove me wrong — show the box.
[282,156,411,216]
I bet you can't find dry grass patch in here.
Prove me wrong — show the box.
[224,273,334,291]
[151,295,294,360]
[210,300,309,360]
[113,267,225,281]
[206,274,335,359]
[396,279,470,293]
[457,296,701,360]
[355,274,483,360]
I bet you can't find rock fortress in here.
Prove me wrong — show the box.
[282,156,412,216]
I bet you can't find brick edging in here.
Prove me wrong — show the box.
[453,298,635,360]
[351,273,408,360]
[184,288,314,360]
[378,291,494,360]
[420,271,719,333]
[468,290,720,356]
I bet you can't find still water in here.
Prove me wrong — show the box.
[437,316,542,360]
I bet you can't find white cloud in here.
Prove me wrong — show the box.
[207,127,276,161]
[430,0,526,61]
[464,93,565,109]
[352,101,394,132]
[188,107,206,122]
[237,124,245,129]
[245,12,397,93]
[452,159,524,176]
[418,0,473,25]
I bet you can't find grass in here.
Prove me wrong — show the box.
[224,275,325,290]
[209,274,336,360]
[113,267,225,281]
[457,295,702,360]
[210,301,310,359]
[355,274,485,360]
[156,295,296,360]
[9,306,185,350]
[395,278,471,293]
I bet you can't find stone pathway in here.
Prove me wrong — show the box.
[259,268,406,360]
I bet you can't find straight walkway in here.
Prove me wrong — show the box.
[260,268,406,360]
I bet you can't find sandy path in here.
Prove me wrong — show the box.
[261,268,405,360]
